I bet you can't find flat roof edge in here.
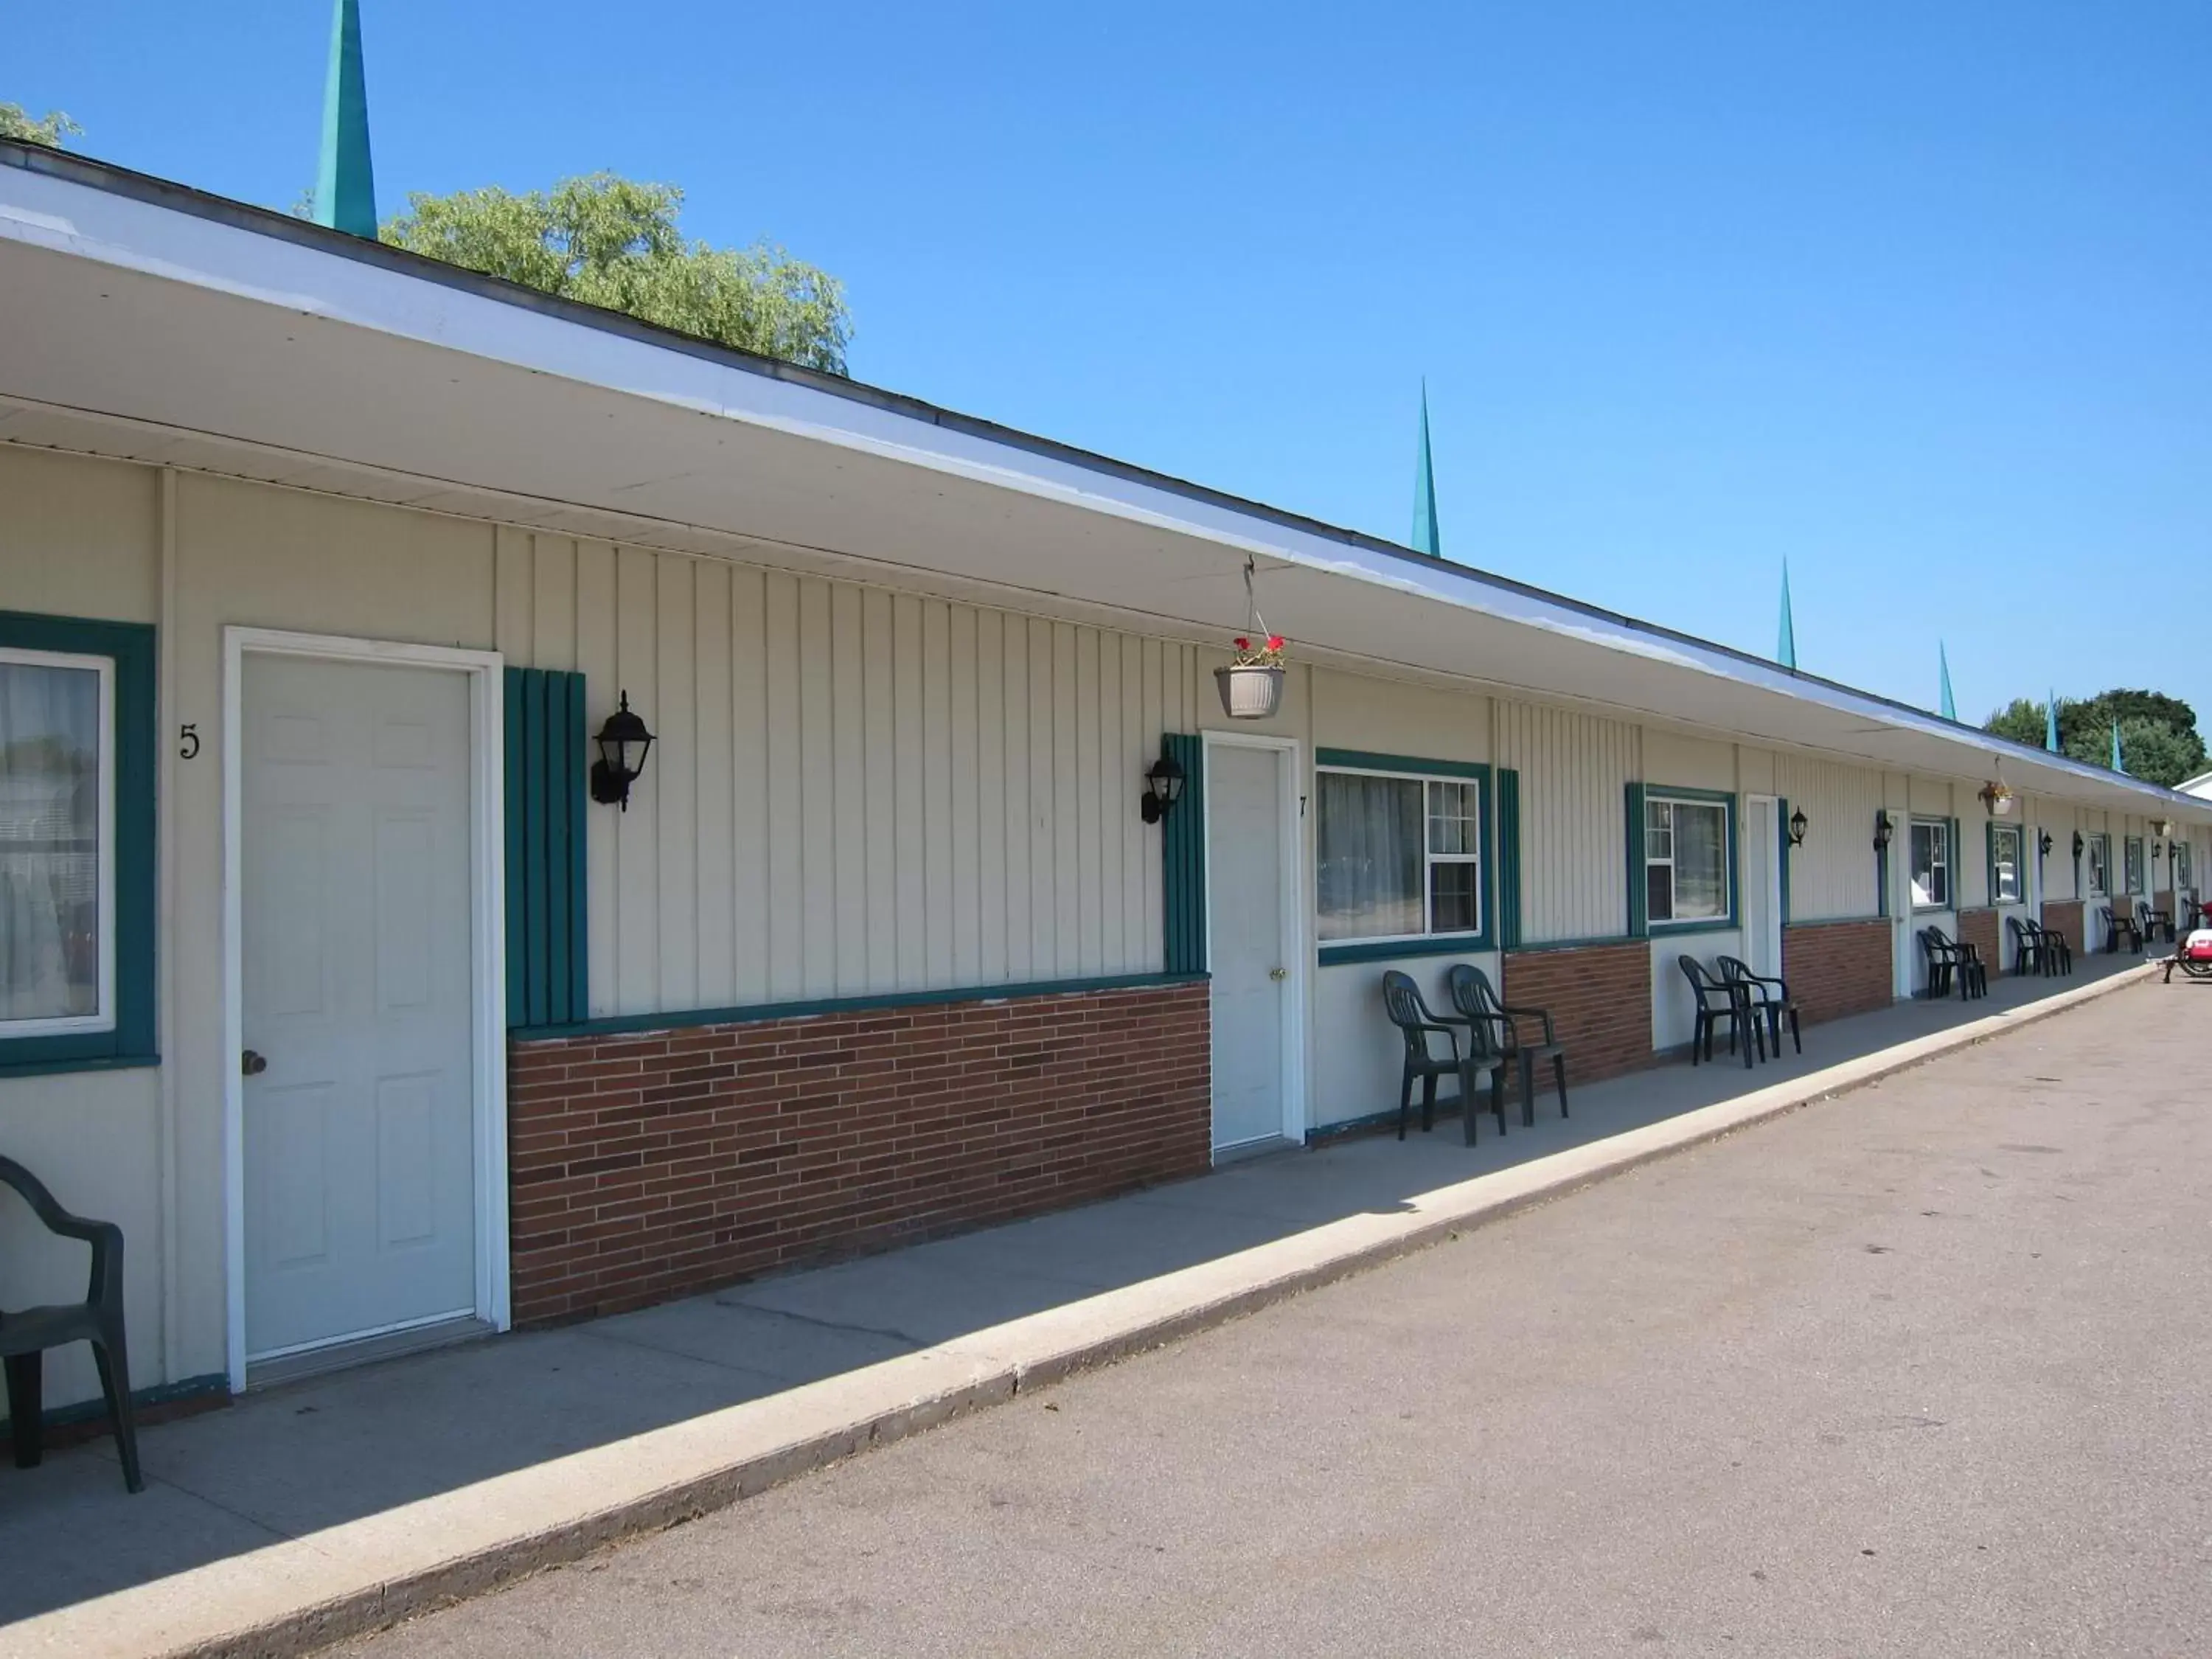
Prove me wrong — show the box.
[4,139,2206,815]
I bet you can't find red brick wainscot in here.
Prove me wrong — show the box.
[1501,940,1654,1085]
[507,978,1211,1324]
[2040,900,2084,959]
[1957,908,2002,979]
[1780,919,1892,1024]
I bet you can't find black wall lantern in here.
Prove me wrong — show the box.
[2072,831,2085,860]
[1140,753,1186,825]
[1787,806,1809,848]
[589,692,655,810]
[1872,810,1894,853]
[2038,830,2054,858]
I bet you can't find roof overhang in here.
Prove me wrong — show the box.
[3,141,2206,826]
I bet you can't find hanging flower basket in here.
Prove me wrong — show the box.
[1216,634,1286,720]
[1979,782,2017,817]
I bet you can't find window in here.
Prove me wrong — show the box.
[1990,822,2023,905]
[2178,842,2195,893]
[2124,836,2145,895]
[0,613,154,1073]
[2087,834,2110,897]
[1,650,112,1032]
[1315,762,1485,946]
[1644,794,1731,925]
[1909,819,1950,909]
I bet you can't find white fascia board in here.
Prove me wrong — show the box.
[4,156,2208,824]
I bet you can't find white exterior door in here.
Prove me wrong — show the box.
[1206,741,1293,1153]
[242,655,478,1362]
[1742,796,1782,979]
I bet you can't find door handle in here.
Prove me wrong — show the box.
[241,1049,268,1077]
[1268,967,1288,981]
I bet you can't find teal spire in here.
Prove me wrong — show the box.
[2111,720,2125,773]
[315,0,378,238]
[1775,560,1797,669]
[1938,642,1956,720]
[2045,692,2060,753]
[1411,382,1441,558]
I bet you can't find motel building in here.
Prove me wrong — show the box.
[3,136,2208,1429]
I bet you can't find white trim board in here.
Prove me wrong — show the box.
[222,627,509,1392]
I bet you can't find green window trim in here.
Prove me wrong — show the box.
[1496,767,1523,951]
[1907,815,1956,913]
[1986,819,2025,907]
[0,610,157,1076]
[2124,835,2146,896]
[1313,748,1495,960]
[1639,785,1739,932]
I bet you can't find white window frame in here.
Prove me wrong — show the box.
[1314,764,1485,947]
[2087,833,2110,897]
[1644,793,1733,927]
[1991,822,2023,905]
[1909,818,1951,911]
[2124,835,2146,895]
[0,645,117,1037]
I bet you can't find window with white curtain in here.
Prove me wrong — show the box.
[2124,836,2145,894]
[2087,834,2110,896]
[1910,819,1950,909]
[1644,795,1730,925]
[1991,823,2023,904]
[1315,768,1483,944]
[0,647,114,1034]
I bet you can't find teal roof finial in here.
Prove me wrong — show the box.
[1411,381,1441,559]
[2045,692,2060,753]
[1775,560,1797,669]
[2111,719,2124,773]
[315,0,378,237]
[1938,641,1956,720]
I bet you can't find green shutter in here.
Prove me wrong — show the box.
[1161,733,1207,974]
[504,667,590,1026]
[1949,817,1961,909]
[1497,768,1523,950]
[1625,782,1648,937]
[1777,796,1792,927]
[1986,819,1999,907]
[1876,812,1891,919]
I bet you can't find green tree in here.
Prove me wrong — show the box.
[1982,688,2208,787]
[0,102,80,147]
[380,173,850,375]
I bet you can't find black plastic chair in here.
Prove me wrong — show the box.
[0,1156,142,1492]
[2006,916,2046,978]
[1445,964,1568,1125]
[1678,956,1761,1069]
[1717,956,1801,1059]
[1921,926,1986,1000]
[2101,905,2142,954]
[2037,918,2073,975]
[2138,899,2174,946]
[1381,971,1506,1145]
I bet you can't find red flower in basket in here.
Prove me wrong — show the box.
[1230,633,1287,668]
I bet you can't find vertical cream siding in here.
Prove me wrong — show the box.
[1771,754,1886,919]
[490,532,1189,1017]
[1495,700,1635,943]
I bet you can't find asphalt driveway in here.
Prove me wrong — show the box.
[338,979,2212,1658]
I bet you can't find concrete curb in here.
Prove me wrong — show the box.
[9,965,2154,1659]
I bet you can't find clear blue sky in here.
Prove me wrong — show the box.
[14,2,2211,731]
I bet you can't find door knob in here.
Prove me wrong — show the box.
[1268,967,1288,981]
[241,1049,268,1077]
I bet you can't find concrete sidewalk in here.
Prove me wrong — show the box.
[0,955,2165,1658]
